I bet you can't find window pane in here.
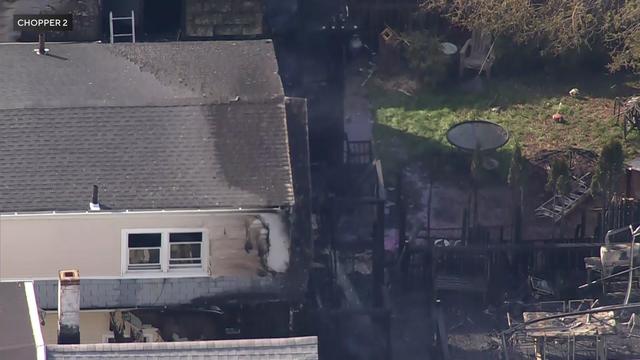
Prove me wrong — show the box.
[128,249,161,269]
[128,233,161,248]
[169,232,202,243]
[170,243,201,259]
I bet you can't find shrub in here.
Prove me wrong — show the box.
[402,31,449,89]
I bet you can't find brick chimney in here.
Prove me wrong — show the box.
[58,269,80,344]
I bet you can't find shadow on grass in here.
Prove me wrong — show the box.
[374,123,513,186]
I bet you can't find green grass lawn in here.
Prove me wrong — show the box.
[370,73,640,181]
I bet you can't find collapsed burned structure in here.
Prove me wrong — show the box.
[501,225,640,359]
[382,142,640,359]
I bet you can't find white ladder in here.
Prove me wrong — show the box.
[109,10,136,43]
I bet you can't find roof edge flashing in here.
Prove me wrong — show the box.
[1,206,290,218]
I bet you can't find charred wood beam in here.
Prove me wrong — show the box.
[625,228,637,305]
[579,264,640,289]
[315,307,390,316]
[504,302,640,335]
[397,171,406,252]
[374,159,386,201]
[349,3,417,10]
[332,196,385,205]
[428,242,602,254]
[372,200,385,308]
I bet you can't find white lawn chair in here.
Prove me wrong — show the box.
[459,30,495,78]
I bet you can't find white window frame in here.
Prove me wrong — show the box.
[126,233,162,271]
[121,228,209,277]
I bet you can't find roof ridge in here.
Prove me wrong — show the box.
[0,96,287,112]
[0,39,274,46]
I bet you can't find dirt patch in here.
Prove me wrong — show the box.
[372,75,419,97]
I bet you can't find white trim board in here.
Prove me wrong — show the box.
[1,273,213,282]
[24,281,46,360]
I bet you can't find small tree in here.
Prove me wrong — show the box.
[556,174,571,197]
[557,174,572,235]
[546,158,570,193]
[403,31,449,88]
[508,142,526,242]
[546,158,571,238]
[591,139,625,233]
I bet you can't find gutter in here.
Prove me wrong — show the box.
[0,41,103,45]
[0,207,288,219]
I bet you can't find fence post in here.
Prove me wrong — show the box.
[580,210,586,241]
[462,208,469,245]
[343,133,350,164]
[397,171,406,252]
[501,333,510,360]
[385,310,392,360]
[373,201,385,308]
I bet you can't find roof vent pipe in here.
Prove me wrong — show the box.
[89,185,100,211]
[35,33,49,55]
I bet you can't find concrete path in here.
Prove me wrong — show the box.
[343,55,375,142]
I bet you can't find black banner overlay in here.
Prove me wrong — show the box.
[14,14,73,32]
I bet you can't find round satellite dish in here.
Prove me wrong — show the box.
[440,42,458,55]
[446,120,509,152]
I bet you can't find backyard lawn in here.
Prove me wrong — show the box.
[370,73,640,180]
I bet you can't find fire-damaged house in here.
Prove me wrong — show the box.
[0,40,311,344]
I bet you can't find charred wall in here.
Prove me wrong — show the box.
[184,0,264,38]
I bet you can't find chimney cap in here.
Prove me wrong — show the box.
[59,269,80,285]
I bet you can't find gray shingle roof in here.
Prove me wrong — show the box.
[0,40,293,211]
[0,102,294,212]
[0,41,283,109]
[46,336,319,360]
[0,283,37,360]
